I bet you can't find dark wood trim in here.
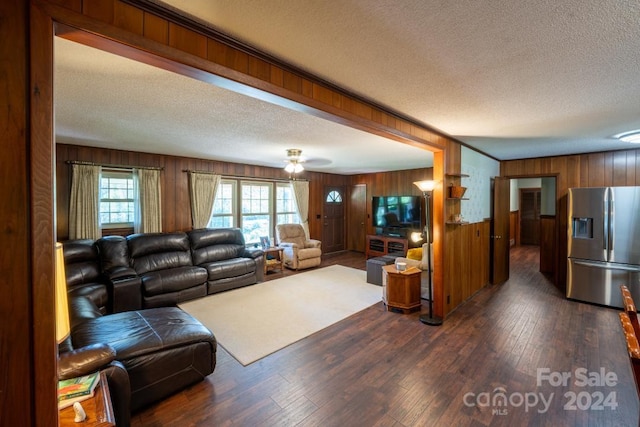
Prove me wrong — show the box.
[121,0,463,147]
[1,1,34,425]
[31,1,59,426]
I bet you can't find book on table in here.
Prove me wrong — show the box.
[58,371,100,409]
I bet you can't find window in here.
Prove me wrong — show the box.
[209,179,302,244]
[99,169,134,228]
[326,190,342,203]
[208,180,236,228]
[241,181,271,244]
[276,183,300,225]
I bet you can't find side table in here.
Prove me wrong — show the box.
[59,371,115,427]
[382,265,422,313]
[263,247,284,274]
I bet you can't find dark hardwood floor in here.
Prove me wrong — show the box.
[132,246,638,426]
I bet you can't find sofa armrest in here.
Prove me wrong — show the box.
[104,268,142,312]
[102,360,131,427]
[243,248,264,259]
[58,343,116,380]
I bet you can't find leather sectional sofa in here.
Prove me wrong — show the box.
[59,228,264,426]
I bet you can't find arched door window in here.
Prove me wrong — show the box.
[326,190,342,203]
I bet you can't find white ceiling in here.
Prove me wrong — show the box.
[55,0,640,174]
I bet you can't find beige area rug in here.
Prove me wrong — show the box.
[178,265,382,366]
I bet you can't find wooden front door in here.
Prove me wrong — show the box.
[520,188,541,245]
[347,184,367,252]
[322,186,345,253]
[491,177,511,285]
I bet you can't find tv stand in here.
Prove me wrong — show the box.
[366,235,408,259]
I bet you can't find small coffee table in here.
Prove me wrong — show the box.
[263,247,284,274]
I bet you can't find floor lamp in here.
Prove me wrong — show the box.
[413,180,442,326]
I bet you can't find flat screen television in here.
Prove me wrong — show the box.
[372,195,422,235]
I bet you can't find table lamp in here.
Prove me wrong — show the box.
[55,242,70,344]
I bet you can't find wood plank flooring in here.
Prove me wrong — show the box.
[131,246,638,426]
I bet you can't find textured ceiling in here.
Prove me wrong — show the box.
[55,38,431,174]
[55,0,640,172]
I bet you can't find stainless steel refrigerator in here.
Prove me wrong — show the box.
[567,187,640,308]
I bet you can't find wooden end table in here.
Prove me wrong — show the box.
[382,265,422,313]
[59,371,115,427]
[263,247,284,274]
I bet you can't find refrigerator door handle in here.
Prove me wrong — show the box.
[604,192,610,254]
[609,198,614,254]
[573,259,640,272]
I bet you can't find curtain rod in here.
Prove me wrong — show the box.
[66,160,163,171]
[182,169,308,182]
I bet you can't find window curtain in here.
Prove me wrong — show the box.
[290,180,310,239]
[133,168,162,233]
[69,164,102,240]
[188,171,220,229]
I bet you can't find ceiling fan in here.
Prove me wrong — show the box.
[284,148,305,173]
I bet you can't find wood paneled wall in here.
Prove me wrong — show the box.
[540,215,556,275]
[444,220,491,312]
[56,144,350,241]
[501,148,640,289]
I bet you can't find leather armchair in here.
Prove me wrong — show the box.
[275,224,322,270]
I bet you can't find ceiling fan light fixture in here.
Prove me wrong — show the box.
[614,130,640,144]
[284,161,304,173]
[284,148,305,174]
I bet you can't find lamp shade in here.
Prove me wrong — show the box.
[414,180,435,192]
[284,161,304,173]
[55,242,71,344]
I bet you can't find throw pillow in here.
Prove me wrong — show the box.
[407,248,423,261]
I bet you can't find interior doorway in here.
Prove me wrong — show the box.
[509,177,557,277]
[519,187,541,245]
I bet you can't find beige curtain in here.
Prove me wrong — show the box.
[290,180,310,239]
[69,164,102,240]
[189,172,221,229]
[134,168,162,233]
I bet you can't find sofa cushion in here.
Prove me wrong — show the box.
[141,266,208,297]
[71,307,216,359]
[96,235,130,271]
[202,258,256,281]
[128,232,193,274]
[63,239,101,286]
[188,228,246,265]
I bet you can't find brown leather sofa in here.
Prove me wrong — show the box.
[63,228,265,312]
[59,227,263,426]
